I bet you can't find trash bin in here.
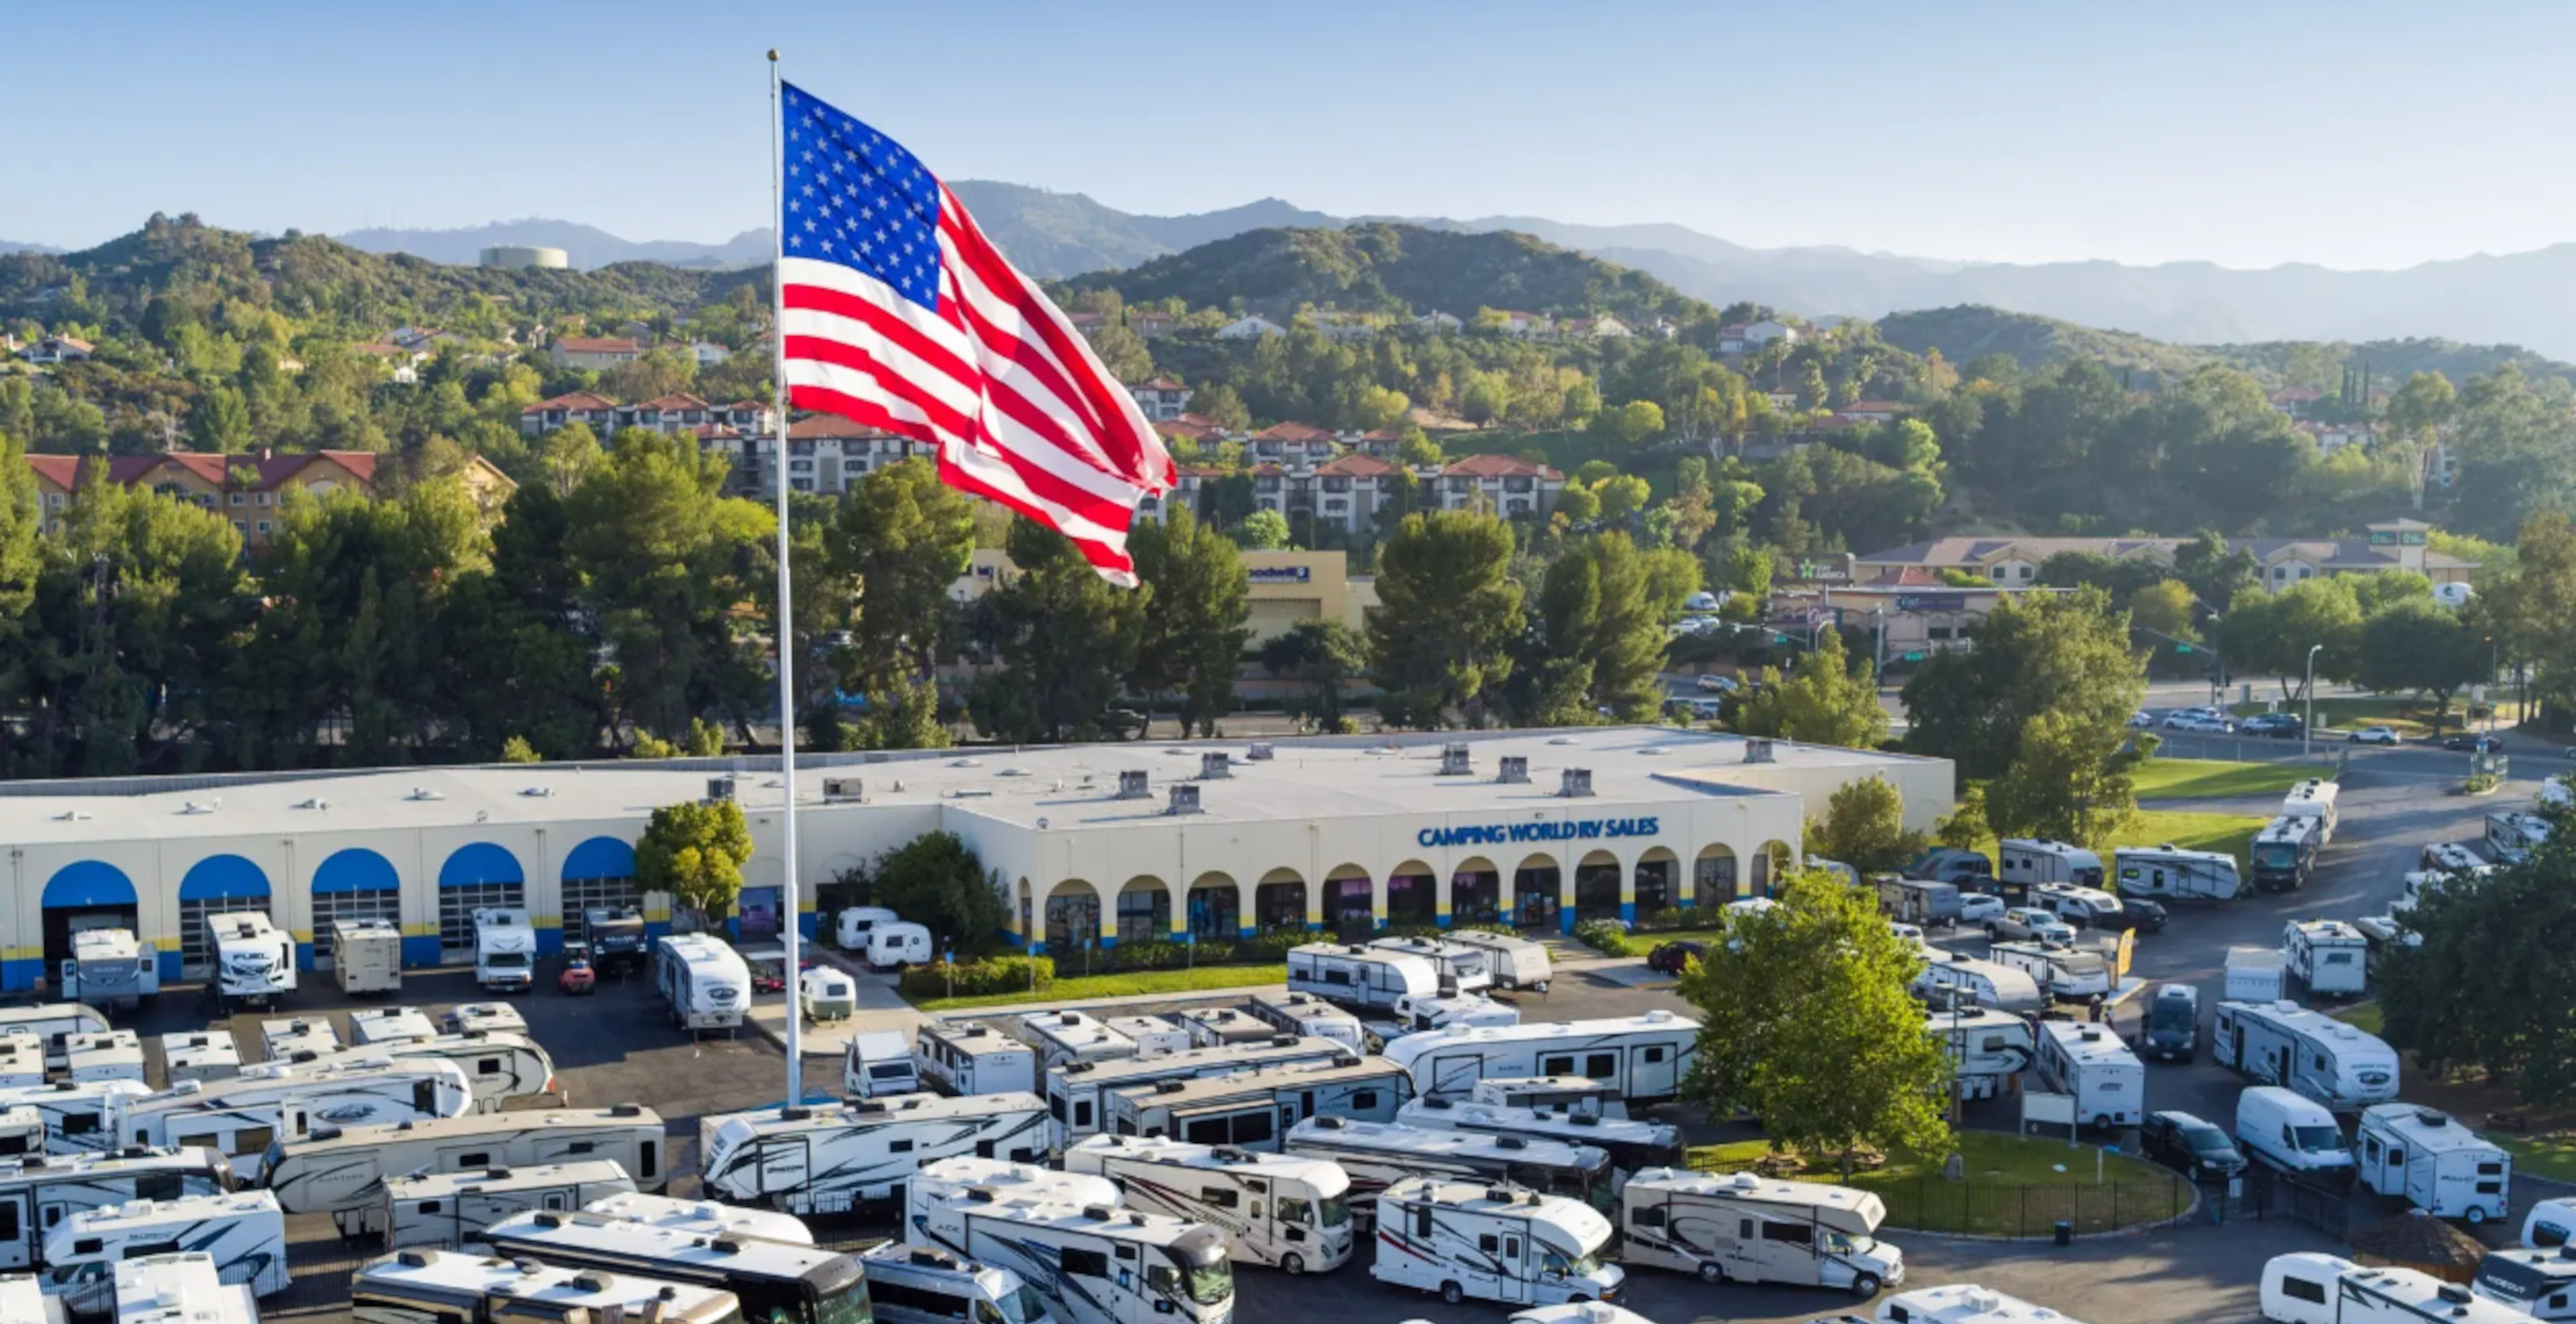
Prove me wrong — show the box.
[2054,1218,2072,1247]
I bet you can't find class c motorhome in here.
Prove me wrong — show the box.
[2215,1001,2400,1112]
[1440,929,1554,992]
[1287,944,1441,1012]
[909,1187,1234,1324]
[1619,1167,1902,1297]
[470,909,537,995]
[1378,1013,1698,1104]
[697,1092,1048,1213]
[2262,1252,2533,1324]
[2035,1022,2145,1132]
[2113,846,2241,903]
[912,1023,1036,1097]
[1368,1176,1624,1307]
[258,1105,665,1229]
[1065,1133,1357,1272]
[860,1241,1055,1324]
[2356,1104,2511,1224]
[654,935,750,1035]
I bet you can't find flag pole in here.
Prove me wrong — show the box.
[767,48,803,1107]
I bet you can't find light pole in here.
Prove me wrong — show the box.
[2303,644,2324,759]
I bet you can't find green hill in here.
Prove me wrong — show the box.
[1875,305,2216,378]
[2201,336,2576,390]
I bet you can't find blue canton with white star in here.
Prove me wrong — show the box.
[781,81,944,311]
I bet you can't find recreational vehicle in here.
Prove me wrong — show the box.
[471,909,537,995]
[1242,993,1366,1050]
[836,905,900,952]
[2425,841,2489,873]
[909,1191,1233,1324]
[2250,816,2325,893]
[259,1105,666,1224]
[1987,942,2112,1001]
[259,1017,339,1061]
[1620,1166,1902,1296]
[39,1191,288,1306]
[0,1039,42,1091]
[320,1031,560,1112]
[1441,929,1555,991]
[1066,1133,1355,1272]
[2112,846,2241,903]
[2280,780,2343,843]
[907,1156,1122,1214]
[1879,1283,2095,1323]
[2528,1198,2576,1250]
[1909,955,2045,1014]
[1021,1011,1140,1069]
[655,935,750,1035]
[1998,839,2106,890]
[1471,1077,1626,1120]
[0,1107,41,1158]
[1378,1013,1698,1103]
[1368,936,1495,993]
[2487,810,2552,864]
[584,905,650,975]
[0,1146,233,1269]
[378,1161,639,1250]
[1046,1038,1354,1151]
[2035,1022,2144,1132]
[1368,1176,1623,1307]
[800,968,857,1023]
[2226,948,2289,1003]
[860,1242,1055,1324]
[1926,1008,2036,1101]
[2473,1247,2576,1320]
[1876,878,1964,928]
[64,1032,144,1085]
[2236,1088,2356,1178]
[348,1246,748,1324]
[1105,1058,1410,1150]
[913,1023,1036,1097]
[123,1057,475,1178]
[843,1031,920,1099]
[442,1003,528,1037]
[698,1091,1049,1213]
[2033,882,2123,929]
[2215,1001,2400,1111]
[1286,944,1439,1012]
[0,1081,149,1154]
[0,1276,58,1324]
[1284,1116,1612,1218]
[1170,1008,1271,1050]
[59,930,157,1013]
[2262,1252,2532,1324]
[205,912,293,1013]
[1385,992,1521,1037]
[329,920,404,995]
[2284,920,2369,997]
[2357,1104,2511,1224]
[584,1191,814,1245]
[0,1006,110,1074]
[866,922,933,970]
[349,1006,438,1047]
[112,1253,258,1324]
[1400,1098,1682,1182]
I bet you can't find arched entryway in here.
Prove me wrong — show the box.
[1511,853,1561,932]
[1573,850,1623,925]
[1046,880,1102,952]
[1450,857,1501,928]
[1186,873,1241,941]
[560,836,640,948]
[1750,840,1795,897]
[1326,864,1374,941]
[178,854,272,980]
[1254,869,1308,933]
[1115,876,1172,945]
[1633,847,1679,923]
[310,847,402,971]
[438,843,524,962]
[1385,859,1436,930]
[1694,844,1741,906]
[40,861,138,989]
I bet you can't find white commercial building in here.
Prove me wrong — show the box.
[0,727,1950,985]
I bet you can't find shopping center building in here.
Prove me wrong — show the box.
[0,726,1953,989]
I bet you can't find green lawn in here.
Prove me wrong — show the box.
[1970,809,2267,872]
[2131,758,2315,802]
[2496,1133,2576,1184]
[2331,1002,2385,1036]
[2228,696,2455,738]
[1690,1131,2184,1235]
[912,963,1288,1012]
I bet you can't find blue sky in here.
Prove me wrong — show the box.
[10,0,2575,268]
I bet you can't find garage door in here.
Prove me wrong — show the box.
[440,883,525,963]
[310,889,402,971]
[178,855,273,981]
[562,877,642,944]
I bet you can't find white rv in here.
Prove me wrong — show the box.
[205,913,292,1012]
[2357,1104,2511,1224]
[2035,1022,2144,1131]
[0,1276,59,1324]
[0,1147,233,1269]
[0,1106,41,1158]
[907,1156,1122,1215]
[348,1246,747,1324]
[2281,780,2343,844]
[1066,1133,1355,1272]
[1471,1077,1627,1120]
[914,1023,1037,1097]
[1046,1038,1354,1151]
[860,1242,1055,1324]
[2033,882,2123,929]
[843,1031,921,1099]
[0,1006,110,1074]
[2474,1247,2576,1320]
[1020,1010,1140,1069]
[59,930,157,1013]
[40,1191,288,1306]
[1379,1013,1698,1103]
[1878,1283,2095,1323]
[836,905,900,952]
[0,1038,42,1091]
[1927,1008,2036,1101]
[1910,954,2045,1014]
[486,1209,870,1324]
[0,1081,148,1155]
[349,1006,438,1047]
[1621,1166,1902,1296]
[2284,920,2369,997]
[2262,1252,2532,1324]
[258,1017,340,1062]
[799,967,857,1023]
[1368,936,1495,993]
[654,934,750,1035]
[1100,1015,1191,1057]
[162,1032,244,1088]
[585,1190,814,1244]
[1400,1098,1682,1183]
[379,1160,639,1250]
[2214,1000,2400,1111]
[316,1031,560,1113]
[1442,929,1555,991]
[1385,992,1521,1037]
[910,1190,1233,1324]
[1242,992,1366,1050]
[441,1002,529,1037]
[1284,1116,1612,1218]
[867,922,934,971]
[1287,943,1440,1011]
[1997,839,2106,889]
[112,1252,258,1324]
[1987,942,2111,1000]
[2112,845,2241,903]
[329,919,404,995]
[64,1032,144,1086]
[2236,1087,2356,1179]
[2226,946,2289,1003]
[2487,810,2551,864]
[698,1091,1049,1213]
[2528,1197,2576,1250]
[259,1105,665,1226]
[1170,1008,1273,1049]
[470,908,537,994]
[1370,1176,1623,1307]
[123,1057,475,1178]
[1106,1058,1410,1150]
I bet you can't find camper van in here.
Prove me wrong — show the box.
[1472,1078,1626,1120]
[910,1189,1233,1324]
[1106,1058,1410,1150]
[2251,816,2326,894]
[1909,954,2045,1014]
[908,1156,1123,1215]
[1369,1176,1623,1307]
[259,1105,665,1227]
[868,922,934,971]
[1170,1008,1272,1050]
[2036,1022,2144,1132]
[654,934,750,1035]
[1021,1011,1141,1069]
[1286,1116,1610,1218]
[583,905,649,976]
[2281,780,2343,839]
[329,920,404,995]
[348,1246,747,1324]
[2474,1247,2576,1320]
[2487,810,2552,864]
[1401,1098,1682,1184]
[60,930,157,1013]
[64,1031,144,1085]
[0,1006,111,1074]
[1379,1013,1699,1104]
[206,912,293,1013]
[2262,1252,2533,1324]
[1621,1166,1902,1296]
[124,1057,475,1178]
[698,1092,1049,1212]
[1987,942,2111,1001]
[843,1031,921,1099]
[1066,1133,1355,1272]
[1242,993,1366,1050]
[1441,930,1555,991]
[2357,1104,2511,1224]
[1878,1283,2096,1324]
[860,1242,1055,1324]
[1368,937,1495,993]
[112,1253,259,1324]
[1046,1038,1355,1152]
[259,1017,339,1062]
[2236,1088,2356,1178]
[379,1160,639,1250]
[914,1023,1037,1097]
[2214,1001,2400,1112]
[1287,944,1441,1012]
[1998,840,2106,890]
[486,1209,871,1324]
[1385,992,1521,1037]
[2284,920,2369,997]
[348,1006,437,1048]
[2113,846,2241,903]
[0,1080,148,1154]
[585,1190,814,1245]
[39,1191,289,1305]
[1926,1008,2036,1101]
[0,1146,233,1269]
[470,909,537,995]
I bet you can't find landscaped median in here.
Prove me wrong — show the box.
[2131,757,2317,802]
[909,962,1291,1012]
[895,929,1323,1012]
[1689,1131,2192,1238]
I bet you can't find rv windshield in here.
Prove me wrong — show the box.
[2252,842,2299,870]
[989,1286,1048,1324]
[2292,1125,2344,1152]
[1317,1192,1350,1227]
[1819,1229,1856,1256]
[1545,1249,1601,1277]
[2148,1001,2195,1034]
[488,952,530,970]
[1182,1259,1233,1306]
[807,1277,873,1324]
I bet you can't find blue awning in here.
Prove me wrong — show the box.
[439,843,524,888]
[42,861,136,910]
[179,853,271,902]
[311,848,401,895]
[561,836,638,882]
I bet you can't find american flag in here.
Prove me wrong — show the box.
[776,81,1173,583]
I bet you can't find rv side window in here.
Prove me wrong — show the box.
[1760,1220,1812,1247]
[135,1174,181,1202]
[1632,1204,1665,1228]
[72,1238,101,1255]
[1050,1096,1067,1123]
[1541,1055,1575,1076]
[1201,1187,1239,1209]
[419,1201,445,1214]
[569,1142,594,1155]
[640,1140,657,1178]
[232,1126,274,1157]
[1585,1053,1615,1079]
[1233,1113,1275,1147]
[1325,970,1351,986]
[1413,1206,1433,1239]
[460,1152,491,1168]
[0,1202,16,1241]
[1075,1101,1095,1129]
[1643,1047,1666,1064]
[479,1058,502,1074]
[1980,1036,2007,1052]
[1063,1248,1109,1278]
[1479,1234,1499,1253]
[1186,1119,1230,1146]
[890,1140,915,1154]
[1351,1091,1379,1110]
[2282,1277,2326,1304]
[2478,1162,2504,1175]
[62,1113,98,1136]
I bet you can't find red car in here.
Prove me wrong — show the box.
[749,960,788,995]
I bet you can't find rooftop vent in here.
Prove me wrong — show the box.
[1247,743,1275,761]
[1438,743,1471,776]
[1558,768,1595,799]
[822,777,865,803]
[1497,755,1530,785]
[1200,752,1233,780]
[406,787,444,802]
[705,777,734,803]
[1115,768,1151,801]
[520,786,555,798]
[179,802,216,816]
[1743,738,1775,764]
[1166,785,1202,816]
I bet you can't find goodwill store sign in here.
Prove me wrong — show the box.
[1418,817,1661,848]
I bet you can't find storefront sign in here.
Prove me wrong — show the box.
[1895,592,1968,613]
[1418,817,1661,849]
[1249,565,1313,584]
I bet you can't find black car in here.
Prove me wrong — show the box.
[2442,734,2506,752]
[1648,940,1706,974]
[2117,896,2169,933]
[2139,1110,2246,1182]
[2240,713,2305,738]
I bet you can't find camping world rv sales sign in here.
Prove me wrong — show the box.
[1417,817,1662,848]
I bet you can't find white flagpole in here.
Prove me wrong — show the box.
[767,49,803,1106]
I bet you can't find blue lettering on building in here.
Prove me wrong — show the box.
[1416,817,1662,849]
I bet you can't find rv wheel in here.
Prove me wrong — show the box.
[2467,1207,2488,1226]
[1697,1261,1726,1285]
[1852,1273,1883,1298]
[1439,1282,1464,1305]
[1280,1253,1305,1276]
[2093,1115,2113,1131]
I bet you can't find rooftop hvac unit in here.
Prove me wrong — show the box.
[1496,755,1530,784]
[1167,785,1203,816]
[1199,752,1233,779]
[822,777,864,803]
[1438,743,1471,776]
[705,777,735,802]
[1246,743,1275,760]
[1743,738,1775,764]
[1558,768,1594,798]
[1114,768,1150,800]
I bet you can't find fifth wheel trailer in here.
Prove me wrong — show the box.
[1379,1013,1698,1103]
[256,1105,666,1229]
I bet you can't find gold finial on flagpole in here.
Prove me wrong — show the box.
[767,49,778,62]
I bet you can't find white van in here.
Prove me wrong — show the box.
[837,906,900,951]
[1622,1167,1901,1296]
[1370,1176,1623,1307]
[1287,944,1439,1012]
[1910,954,2044,1014]
[860,1241,1057,1324]
[1441,929,1554,992]
[2236,1087,2354,1179]
[869,922,934,971]
[2283,920,2368,997]
[843,1031,920,1099]
[2263,1252,2531,1324]
[472,909,537,994]
[2035,1022,2143,1132]
[2356,1104,2510,1224]
[1998,840,2106,890]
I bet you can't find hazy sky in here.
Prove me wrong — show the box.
[12,0,2576,269]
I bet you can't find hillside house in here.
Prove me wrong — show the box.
[549,336,642,370]
[18,335,93,364]
[1854,519,2476,590]
[1250,421,1339,463]
[1130,378,1193,420]
[1741,319,1799,350]
[1216,316,1288,340]
[23,448,514,547]
[1428,454,1564,519]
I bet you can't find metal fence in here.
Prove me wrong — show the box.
[1865,1173,2196,1238]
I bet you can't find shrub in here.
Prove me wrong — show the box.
[1231,929,1316,964]
[1574,920,1636,957]
[1103,939,1192,972]
[2466,772,2502,794]
[1631,905,1726,935]
[902,955,1053,1000]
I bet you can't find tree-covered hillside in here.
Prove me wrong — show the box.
[1876,306,2216,378]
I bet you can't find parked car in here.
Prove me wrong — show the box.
[1956,893,2007,925]
[2241,713,2305,738]
[2348,726,2402,745]
[2442,734,2505,751]
[2128,711,2155,729]
[1888,922,1929,950]
[1987,906,2077,945]
[1647,940,1705,974]
[2165,714,2237,734]
[2140,1110,2248,1183]
[1696,674,1740,694]
[2117,896,2170,932]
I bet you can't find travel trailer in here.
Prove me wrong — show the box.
[348,1247,746,1324]
[2112,846,2241,903]
[349,1006,438,1047]
[1878,1283,2097,1323]
[1171,1008,1274,1049]
[1926,1008,2036,1101]
[1400,1098,1682,1182]
[60,930,157,1013]
[318,1031,560,1113]
[0,1276,58,1324]
[443,1003,529,1037]
[2033,882,2123,929]
[0,1006,110,1074]
[1105,1058,1411,1150]
[123,1057,475,1178]
[2426,841,2490,873]
[910,1190,1233,1324]
[836,905,900,952]
[654,934,750,1035]
[2226,947,2289,1003]
[2262,1252,2532,1324]
[0,1080,149,1154]
[2035,1022,2145,1132]
[1910,954,2045,1014]
[0,1146,233,1269]
[112,1253,258,1324]
[583,905,650,975]
[2356,1104,2511,1224]
[907,1156,1122,1214]
[39,1191,288,1306]
[1369,1176,1624,1307]
[1385,992,1521,1037]
[1997,839,2106,890]
[1046,1038,1354,1151]
[2251,816,2326,893]
[0,1106,41,1158]
[698,1091,1049,1213]
[1441,929,1555,991]
[843,1031,920,1099]
[2526,1197,2576,1250]
[2214,1000,2401,1111]
[1066,1133,1356,1271]
[2487,810,2552,864]
[2280,779,2343,844]
[800,968,857,1023]
[259,1017,340,1062]
[2236,1087,2356,1178]
[867,922,934,970]
[379,1160,639,1250]
[860,1242,1055,1324]
[2283,920,2369,997]
[0,1039,42,1091]
[584,1191,815,1245]
[1021,1010,1140,1069]
[471,909,537,994]
[206,913,293,1013]
[65,1031,144,1085]
[329,920,404,995]
[1378,1013,1699,1103]
[258,1106,666,1225]
[1242,992,1366,1050]
[1367,936,1495,993]
[2473,1247,2576,1320]
[1104,1015,1192,1056]
[1620,1166,1902,1296]
[1284,1116,1612,1218]
[1876,878,1963,928]
[1471,1077,1627,1120]
[914,1023,1036,1096]
[1987,942,2111,1001]
[1287,944,1440,1012]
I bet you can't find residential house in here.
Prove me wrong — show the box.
[21,448,515,547]
[2267,387,2326,418]
[354,341,430,384]
[1560,314,1632,340]
[716,412,936,498]
[1311,454,1406,535]
[1303,310,1378,342]
[1153,418,1224,452]
[520,393,774,439]
[1130,378,1193,420]
[518,391,622,437]
[1067,311,1110,339]
[1840,401,1907,423]
[1415,311,1464,334]
[1764,388,1802,413]
[549,336,642,371]
[1717,324,1750,354]
[19,335,93,364]
[1352,429,1408,458]
[691,341,733,367]
[1741,319,1800,349]
[1216,316,1287,340]
[1135,463,1229,526]
[1852,518,2477,590]
[1487,310,1551,337]
[1428,454,1564,519]
[1249,421,1339,464]
[1129,310,1182,339]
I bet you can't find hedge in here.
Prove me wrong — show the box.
[1573,920,1637,957]
[900,955,1053,1000]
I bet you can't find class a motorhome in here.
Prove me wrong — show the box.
[860,1241,1056,1324]
[697,1091,1048,1214]
[1909,955,2045,1015]
[1283,1116,1612,1220]
[655,935,750,1035]
[2487,810,2552,865]
[1368,1175,1624,1307]
[113,1252,259,1324]
[1379,1013,1699,1104]
[843,1031,921,1100]
[1997,839,2105,890]
[2236,1087,2355,1179]
[2279,779,2343,844]
[379,1159,638,1250]
[2113,845,2241,903]
[2283,920,2369,997]
[2251,815,2326,894]
[257,1105,665,1227]
[1105,1058,1410,1151]
[1020,1010,1140,1069]
[1925,1008,2036,1101]
[206,912,293,1013]
[909,1189,1234,1324]
[2356,1105,2511,1224]
[1878,1282,2095,1323]
[1471,1077,1627,1120]
[329,920,405,995]
[64,1031,144,1086]
[123,1057,476,1179]
[349,1006,439,1047]
[38,1190,289,1308]
[1046,1037,1353,1152]
[470,908,537,995]
[2035,1022,2144,1131]
[259,1017,340,1062]
[349,1246,748,1324]
[0,1006,111,1074]
[1439,929,1555,992]
[1170,1008,1273,1050]
[1367,936,1495,993]
[913,1023,1037,1097]
[1242,992,1366,1050]
[1104,1016,1192,1056]
[0,1080,150,1155]
[1401,1098,1682,1185]
[60,930,157,1013]
[584,1190,815,1245]
[906,1156,1123,1216]
[0,1146,233,1271]
[1620,1167,1902,1296]
[1987,942,2111,1000]
[1286,943,1440,1012]
[1064,1133,1356,1272]
[2473,1246,2576,1320]
[2263,1252,2534,1324]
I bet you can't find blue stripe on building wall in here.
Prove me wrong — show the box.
[42,861,137,911]
[439,843,523,887]
[311,848,400,895]
[178,855,269,902]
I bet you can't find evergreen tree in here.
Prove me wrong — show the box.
[1128,507,1251,737]
[1368,510,1523,728]
[970,520,1147,743]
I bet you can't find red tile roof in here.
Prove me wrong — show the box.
[1174,464,1229,479]
[634,393,713,412]
[1154,419,1221,444]
[1253,421,1333,443]
[523,391,619,414]
[1136,377,1187,393]
[787,413,886,440]
[1318,454,1401,478]
[1443,454,1562,480]
[1250,463,1287,477]
[1174,412,1227,430]
[25,449,383,492]
[555,336,640,354]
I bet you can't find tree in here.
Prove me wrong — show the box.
[2210,576,2362,704]
[869,831,1010,957]
[1984,708,2140,848]
[1520,533,1666,724]
[1733,627,1889,750]
[188,384,253,454]
[2487,510,2576,715]
[2129,579,2198,640]
[970,519,1146,743]
[2172,530,2258,615]
[498,735,540,763]
[1602,400,1665,446]
[1231,509,1290,550]
[1258,618,1368,732]
[538,421,603,497]
[635,798,754,929]
[1353,385,1411,432]
[835,457,975,691]
[1678,873,1951,1183]
[1934,785,1988,851]
[2380,811,2576,1098]
[1805,776,1928,874]
[1191,383,1250,431]
[1553,483,1602,525]
[1128,506,1251,737]
[1901,587,2147,782]
[1368,510,1522,727]
[2352,597,2488,734]
[1594,474,1650,523]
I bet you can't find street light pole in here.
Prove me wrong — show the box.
[2303,644,2323,760]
